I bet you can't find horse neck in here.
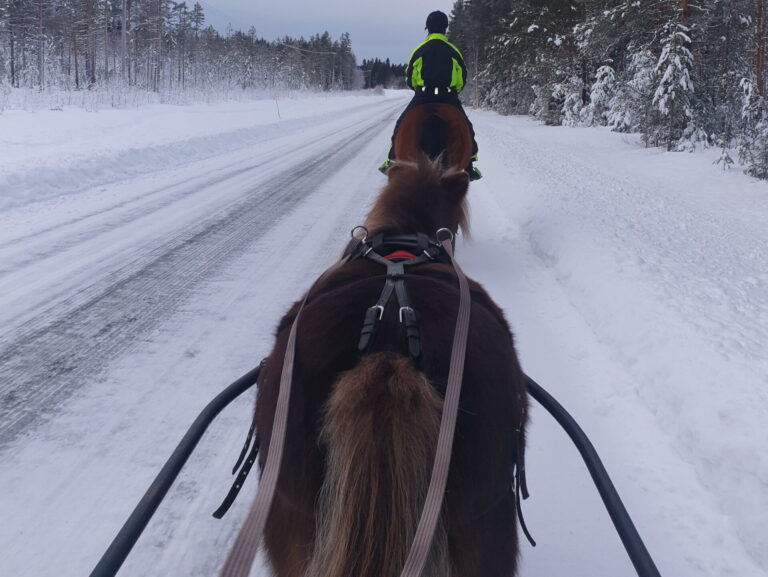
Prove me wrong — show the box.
[363,217,440,240]
[364,197,459,238]
[366,158,468,238]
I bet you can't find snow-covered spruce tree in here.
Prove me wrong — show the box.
[551,74,587,126]
[449,0,482,106]
[456,0,587,121]
[607,49,656,134]
[583,64,615,126]
[696,0,753,168]
[739,77,768,178]
[651,15,697,150]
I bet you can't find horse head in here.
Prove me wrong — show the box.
[365,156,470,238]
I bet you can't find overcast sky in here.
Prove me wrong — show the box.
[198,0,459,63]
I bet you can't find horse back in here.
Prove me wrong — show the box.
[394,103,473,170]
[255,259,526,577]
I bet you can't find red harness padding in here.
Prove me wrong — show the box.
[384,250,418,260]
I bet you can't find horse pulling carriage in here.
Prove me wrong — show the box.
[90,105,662,577]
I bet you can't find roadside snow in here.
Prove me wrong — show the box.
[0,91,401,211]
[467,111,768,576]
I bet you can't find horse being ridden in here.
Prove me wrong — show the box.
[381,11,481,180]
[252,158,528,577]
[393,102,474,173]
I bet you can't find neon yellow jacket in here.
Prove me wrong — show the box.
[405,33,467,92]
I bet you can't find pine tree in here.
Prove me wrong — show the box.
[652,15,696,150]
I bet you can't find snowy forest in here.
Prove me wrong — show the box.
[449,0,768,179]
[0,0,361,106]
[359,58,407,89]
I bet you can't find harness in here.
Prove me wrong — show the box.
[348,230,448,360]
[215,228,532,577]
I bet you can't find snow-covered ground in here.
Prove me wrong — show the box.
[0,91,766,577]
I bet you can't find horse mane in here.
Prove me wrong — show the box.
[365,156,470,238]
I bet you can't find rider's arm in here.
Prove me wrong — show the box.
[405,44,424,89]
[457,50,468,90]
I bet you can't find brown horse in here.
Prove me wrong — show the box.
[254,158,528,577]
[393,102,474,170]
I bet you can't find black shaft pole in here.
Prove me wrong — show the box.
[525,375,662,577]
[90,365,262,577]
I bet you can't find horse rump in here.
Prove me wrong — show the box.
[419,114,448,162]
[394,103,473,171]
[306,352,450,577]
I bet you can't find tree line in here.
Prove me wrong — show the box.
[359,58,406,89]
[450,0,768,179]
[0,0,362,98]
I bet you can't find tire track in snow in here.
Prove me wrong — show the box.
[0,109,393,445]
[0,102,395,256]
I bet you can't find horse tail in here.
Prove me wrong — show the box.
[306,352,449,577]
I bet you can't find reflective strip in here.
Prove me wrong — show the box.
[411,57,424,88]
[451,58,464,92]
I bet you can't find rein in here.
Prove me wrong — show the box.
[399,230,470,577]
[216,228,472,577]
[217,255,351,577]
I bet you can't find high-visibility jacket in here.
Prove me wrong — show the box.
[405,33,467,93]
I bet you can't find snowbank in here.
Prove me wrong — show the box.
[0,90,402,212]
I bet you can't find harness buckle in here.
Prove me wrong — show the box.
[435,228,454,243]
[399,306,415,323]
[372,304,385,320]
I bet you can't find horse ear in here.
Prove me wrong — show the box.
[386,163,404,179]
[441,169,470,202]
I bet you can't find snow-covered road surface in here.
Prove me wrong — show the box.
[1,92,766,577]
[0,95,400,443]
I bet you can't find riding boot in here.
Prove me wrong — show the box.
[466,163,482,181]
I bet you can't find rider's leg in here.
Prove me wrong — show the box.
[380,93,424,173]
[449,97,481,180]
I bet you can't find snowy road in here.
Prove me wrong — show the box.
[0,96,400,443]
[1,93,766,577]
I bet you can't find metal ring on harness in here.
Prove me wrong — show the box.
[350,225,369,243]
[435,227,454,243]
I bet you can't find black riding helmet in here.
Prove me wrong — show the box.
[425,10,449,34]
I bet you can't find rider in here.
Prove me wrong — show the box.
[379,10,481,180]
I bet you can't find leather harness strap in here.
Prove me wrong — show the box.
[399,234,471,577]
[217,256,350,577]
[357,248,435,359]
